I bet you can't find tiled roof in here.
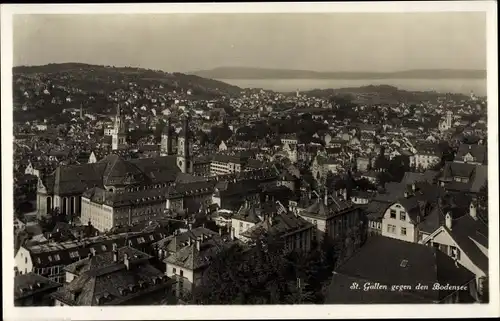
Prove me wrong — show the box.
[52,247,172,306]
[14,272,62,301]
[165,237,236,271]
[156,227,220,254]
[102,154,147,186]
[241,211,313,240]
[455,144,487,164]
[47,154,180,196]
[302,195,355,220]
[232,202,263,224]
[213,179,261,197]
[445,214,488,273]
[325,236,476,303]
[26,230,168,269]
[166,180,217,199]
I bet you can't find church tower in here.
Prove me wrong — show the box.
[112,105,127,150]
[177,115,191,173]
[446,110,453,129]
[161,117,174,156]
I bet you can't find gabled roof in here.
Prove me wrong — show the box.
[325,236,476,304]
[302,195,355,220]
[423,213,489,274]
[455,144,487,164]
[241,211,313,240]
[165,237,236,271]
[101,154,147,186]
[14,272,62,301]
[52,247,171,306]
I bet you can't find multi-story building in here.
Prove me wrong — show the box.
[14,273,62,306]
[293,191,363,244]
[438,161,487,195]
[212,179,261,211]
[165,180,217,214]
[209,153,259,176]
[36,117,197,218]
[81,186,170,232]
[14,230,168,283]
[164,231,237,297]
[52,246,174,306]
[419,201,488,299]
[454,144,487,165]
[325,236,477,303]
[231,201,264,241]
[240,209,314,253]
[409,144,441,170]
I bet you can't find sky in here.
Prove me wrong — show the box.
[13,12,487,73]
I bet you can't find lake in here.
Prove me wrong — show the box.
[216,78,487,97]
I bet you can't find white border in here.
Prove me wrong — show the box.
[2,2,498,320]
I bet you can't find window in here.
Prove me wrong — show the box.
[401,227,407,236]
[54,254,61,261]
[180,270,184,277]
[387,224,396,234]
[239,222,243,229]
[173,268,177,275]
[450,246,461,260]
[48,256,53,262]
[390,210,397,219]
[25,257,27,264]
[400,211,406,221]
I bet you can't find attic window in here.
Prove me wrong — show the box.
[400,259,408,268]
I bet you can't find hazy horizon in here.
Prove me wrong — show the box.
[13,13,486,73]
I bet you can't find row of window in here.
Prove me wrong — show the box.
[389,209,406,221]
[369,221,382,229]
[34,265,63,276]
[387,224,407,236]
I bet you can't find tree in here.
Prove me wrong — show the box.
[193,234,322,304]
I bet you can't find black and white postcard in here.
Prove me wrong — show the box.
[2,2,498,320]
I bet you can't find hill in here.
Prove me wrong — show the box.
[12,63,242,122]
[191,67,486,80]
[296,85,470,105]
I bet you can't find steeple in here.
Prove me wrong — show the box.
[161,117,174,156]
[177,114,191,173]
[112,104,127,150]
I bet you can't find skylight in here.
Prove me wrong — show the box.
[400,259,408,268]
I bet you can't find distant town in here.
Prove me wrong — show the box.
[13,63,488,306]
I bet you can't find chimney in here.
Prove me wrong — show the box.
[90,247,96,256]
[470,202,477,220]
[188,223,192,231]
[324,187,328,206]
[445,212,453,230]
[196,238,201,251]
[187,237,192,246]
[412,183,416,192]
[343,189,348,201]
[230,228,235,240]
[218,227,222,236]
[123,253,130,270]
